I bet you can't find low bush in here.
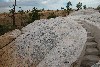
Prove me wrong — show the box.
[0,24,16,36]
[47,13,57,19]
[97,5,100,10]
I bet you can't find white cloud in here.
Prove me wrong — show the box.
[41,1,48,4]
[66,0,100,8]
[0,0,100,12]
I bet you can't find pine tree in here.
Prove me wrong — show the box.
[66,1,72,15]
[76,2,82,10]
[83,5,86,10]
[29,7,40,22]
[9,0,16,26]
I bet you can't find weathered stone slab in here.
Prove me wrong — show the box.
[0,17,87,67]
[0,29,21,49]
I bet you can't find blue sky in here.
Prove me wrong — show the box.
[0,0,100,12]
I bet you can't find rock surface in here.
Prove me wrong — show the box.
[0,29,21,49]
[68,9,100,67]
[69,9,100,50]
[0,17,86,67]
[91,60,100,67]
[1,8,100,67]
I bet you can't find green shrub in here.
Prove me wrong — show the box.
[66,1,72,15]
[83,5,86,9]
[0,24,16,36]
[27,7,40,24]
[76,2,82,10]
[97,5,100,10]
[47,13,57,19]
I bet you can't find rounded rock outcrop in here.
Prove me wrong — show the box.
[0,17,87,67]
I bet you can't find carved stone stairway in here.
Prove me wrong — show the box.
[80,23,100,67]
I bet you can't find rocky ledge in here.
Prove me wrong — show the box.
[0,16,86,67]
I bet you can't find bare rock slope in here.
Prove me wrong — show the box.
[68,9,100,67]
[0,16,87,67]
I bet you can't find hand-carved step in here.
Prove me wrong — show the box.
[76,20,82,23]
[79,24,85,28]
[86,42,97,48]
[87,37,95,42]
[78,23,83,25]
[85,48,99,55]
[81,55,100,67]
[87,32,92,36]
[78,23,89,31]
[77,20,100,67]
[86,29,90,32]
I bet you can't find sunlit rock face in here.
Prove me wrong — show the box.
[0,29,21,49]
[0,17,87,67]
[70,9,97,16]
[69,9,100,24]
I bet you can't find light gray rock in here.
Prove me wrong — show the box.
[91,60,100,67]
[86,42,97,48]
[86,48,99,55]
[0,17,87,67]
[81,55,100,67]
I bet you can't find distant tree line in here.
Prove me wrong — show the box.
[96,5,100,13]
[0,0,100,36]
[60,1,87,15]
